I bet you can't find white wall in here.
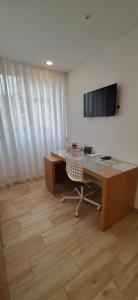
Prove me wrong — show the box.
[67,28,138,208]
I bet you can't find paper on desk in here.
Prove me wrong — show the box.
[113,162,136,171]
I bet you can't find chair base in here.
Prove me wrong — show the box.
[61,185,101,217]
[61,195,80,202]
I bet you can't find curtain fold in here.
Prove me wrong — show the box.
[0,58,66,187]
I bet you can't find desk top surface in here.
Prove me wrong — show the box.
[51,150,138,181]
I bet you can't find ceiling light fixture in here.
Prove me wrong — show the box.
[46,60,53,66]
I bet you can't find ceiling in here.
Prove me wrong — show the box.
[0,0,138,72]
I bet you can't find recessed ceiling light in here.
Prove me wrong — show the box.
[83,14,91,20]
[46,60,53,66]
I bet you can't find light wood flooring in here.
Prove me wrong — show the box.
[0,179,138,300]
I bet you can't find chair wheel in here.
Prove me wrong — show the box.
[75,211,79,217]
[97,206,101,211]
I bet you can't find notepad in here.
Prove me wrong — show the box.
[113,162,136,171]
[83,159,106,171]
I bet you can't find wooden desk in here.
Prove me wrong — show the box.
[44,152,138,231]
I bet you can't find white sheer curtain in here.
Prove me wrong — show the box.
[0,58,66,187]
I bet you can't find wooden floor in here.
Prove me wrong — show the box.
[0,179,138,300]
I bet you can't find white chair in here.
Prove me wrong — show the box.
[61,157,101,217]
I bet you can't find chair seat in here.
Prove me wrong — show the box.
[82,176,93,184]
[72,174,101,187]
[68,172,92,184]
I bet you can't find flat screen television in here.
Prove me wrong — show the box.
[83,83,117,117]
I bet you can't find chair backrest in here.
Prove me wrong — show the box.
[66,157,84,182]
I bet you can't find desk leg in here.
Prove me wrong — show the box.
[100,181,109,231]
[44,158,56,194]
[100,170,138,231]
[44,158,67,194]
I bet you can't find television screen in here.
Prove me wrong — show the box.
[83,83,117,117]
